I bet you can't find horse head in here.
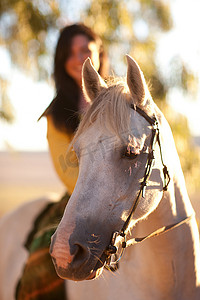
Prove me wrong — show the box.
[50,55,168,281]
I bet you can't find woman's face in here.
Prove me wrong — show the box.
[65,34,100,87]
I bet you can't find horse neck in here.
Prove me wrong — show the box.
[124,166,200,299]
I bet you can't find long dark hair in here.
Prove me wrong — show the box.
[41,23,108,134]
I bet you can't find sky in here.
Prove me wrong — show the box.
[0,0,200,151]
[0,59,54,151]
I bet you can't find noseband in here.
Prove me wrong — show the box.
[104,105,192,271]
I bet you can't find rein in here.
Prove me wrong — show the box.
[104,105,192,271]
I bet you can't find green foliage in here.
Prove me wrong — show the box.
[0,0,199,190]
[82,0,200,189]
[0,0,60,72]
[161,104,200,191]
[83,0,197,101]
[0,0,60,122]
[0,78,14,123]
[140,0,173,31]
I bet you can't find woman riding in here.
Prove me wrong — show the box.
[16,23,108,299]
[42,23,108,194]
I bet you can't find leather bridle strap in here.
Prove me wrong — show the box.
[132,105,156,126]
[105,214,194,271]
[120,110,157,235]
[135,106,171,191]
[104,105,181,266]
[126,214,194,247]
[120,105,170,235]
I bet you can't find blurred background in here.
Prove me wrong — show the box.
[0,0,200,219]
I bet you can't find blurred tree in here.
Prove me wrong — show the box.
[0,78,14,122]
[82,0,199,190]
[0,0,199,189]
[83,0,197,101]
[0,0,60,73]
[0,0,60,122]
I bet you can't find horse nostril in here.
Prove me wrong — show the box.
[71,243,90,268]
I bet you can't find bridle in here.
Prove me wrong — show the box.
[104,104,193,271]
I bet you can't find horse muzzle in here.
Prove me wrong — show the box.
[50,228,109,281]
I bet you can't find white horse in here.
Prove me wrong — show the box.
[50,56,200,299]
[0,56,199,300]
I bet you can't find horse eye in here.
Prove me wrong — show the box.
[122,148,138,160]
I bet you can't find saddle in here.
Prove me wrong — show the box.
[16,193,70,300]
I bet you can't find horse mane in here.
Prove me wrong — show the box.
[73,78,134,143]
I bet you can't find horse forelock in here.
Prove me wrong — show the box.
[74,78,138,144]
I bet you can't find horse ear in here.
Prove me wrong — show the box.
[82,58,107,103]
[126,55,150,107]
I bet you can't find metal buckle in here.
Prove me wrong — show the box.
[104,231,127,271]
